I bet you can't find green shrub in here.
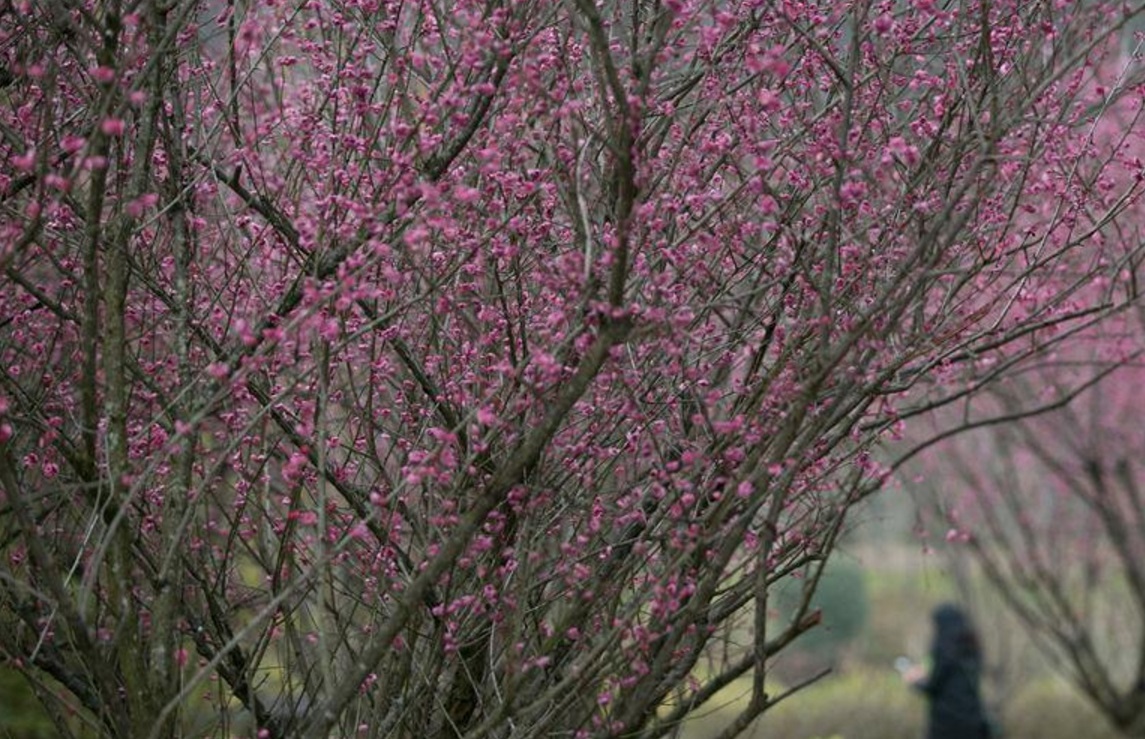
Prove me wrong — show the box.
[777,558,870,658]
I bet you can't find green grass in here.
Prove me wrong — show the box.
[674,668,924,739]
[1004,677,1124,739]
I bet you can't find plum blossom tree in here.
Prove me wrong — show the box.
[909,311,1145,737]
[899,57,1145,736]
[2,0,1145,737]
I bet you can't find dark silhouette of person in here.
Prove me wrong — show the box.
[908,604,993,739]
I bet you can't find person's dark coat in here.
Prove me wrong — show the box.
[916,604,991,739]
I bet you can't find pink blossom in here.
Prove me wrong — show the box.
[944,528,970,544]
[60,135,86,153]
[12,148,35,172]
[100,118,126,136]
[125,193,159,217]
[758,88,781,112]
[44,174,69,191]
[91,65,116,84]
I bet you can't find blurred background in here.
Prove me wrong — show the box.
[671,499,1130,739]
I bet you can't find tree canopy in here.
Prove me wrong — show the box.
[1,0,1144,736]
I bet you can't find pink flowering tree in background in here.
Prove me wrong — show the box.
[908,308,1145,737]
[900,54,1145,737]
[2,0,1145,737]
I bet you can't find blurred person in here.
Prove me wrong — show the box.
[901,603,995,739]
